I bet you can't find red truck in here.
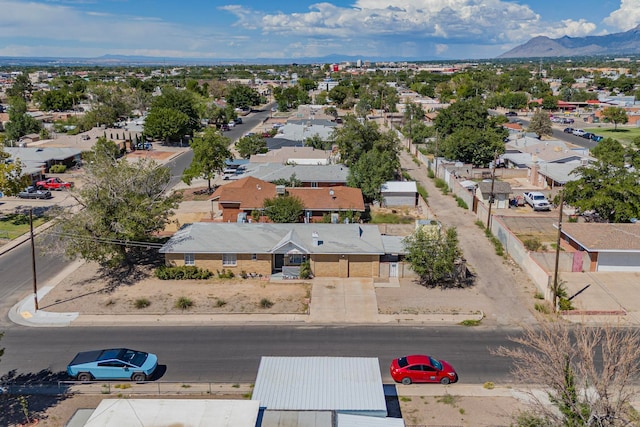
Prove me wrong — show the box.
[36,177,74,191]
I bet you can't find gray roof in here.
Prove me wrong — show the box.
[537,160,583,184]
[5,146,83,175]
[252,357,387,414]
[477,181,512,195]
[337,414,405,427]
[243,163,349,183]
[159,223,386,255]
[381,235,407,255]
[279,123,335,142]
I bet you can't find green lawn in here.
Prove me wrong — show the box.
[0,213,48,240]
[584,126,640,146]
[370,212,415,224]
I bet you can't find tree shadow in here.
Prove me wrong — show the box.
[96,248,166,293]
[0,369,73,426]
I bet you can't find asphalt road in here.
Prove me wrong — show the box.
[511,116,598,149]
[0,325,517,384]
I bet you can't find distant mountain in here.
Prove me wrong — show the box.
[0,53,447,67]
[499,25,640,58]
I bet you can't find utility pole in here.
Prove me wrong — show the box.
[486,151,498,229]
[30,209,39,311]
[552,190,564,312]
[434,129,439,178]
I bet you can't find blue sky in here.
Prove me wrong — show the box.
[0,0,639,60]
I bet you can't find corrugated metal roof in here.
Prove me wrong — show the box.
[262,411,332,427]
[84,399,260,427]
[159,223,385,255]
[337,414,405,427]
[381,235,406,255]
[244,163,350,183]
[381,181,417,193]
[253,357,387,413]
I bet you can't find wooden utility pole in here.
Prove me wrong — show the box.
[30,209,39,311]
[486,151,498,229]
[552,190,564,312]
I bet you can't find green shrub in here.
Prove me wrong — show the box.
[483,381,495,389]
[155,265,213,280]
[523,237,542,252]
[434,178,447,189]
[217,269,235,279]
[454,196,468,209]
[427,169,435,179]
[49,164,67,173]
[299,259,312,279]
[215,299,227,307]
[134,298,151,309]
[459,319,481,326]
[534,302,550,314]
[416,183,428,201]
[558,297,574,311]
[175,296,194,310]
[534,292,544,300]
[260,298,274,308]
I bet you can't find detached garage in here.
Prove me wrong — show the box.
[561,223,640,272]
[380,181,418,207]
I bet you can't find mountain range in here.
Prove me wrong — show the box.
[499,24,640,58]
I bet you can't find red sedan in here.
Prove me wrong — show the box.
[390,354,458,385]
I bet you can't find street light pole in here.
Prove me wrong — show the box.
[30,209,39,311]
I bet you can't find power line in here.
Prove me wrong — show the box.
[43,230,165,249]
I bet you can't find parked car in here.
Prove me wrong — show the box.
[563,127,574,134]
[561,118,575,124]
[582,132,594,140]
[35,177,74,191]
[390,354,458,385]
[18,186,52,199]
[591,134,604,142]
[220,124,230,131]
[504,111,518,117]
[572,129,586,137]
[234,117,243,124]
[136,141,152,150]
[523,191,552,211]
[67,348,158,382]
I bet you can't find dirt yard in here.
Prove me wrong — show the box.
[39,262,311,315]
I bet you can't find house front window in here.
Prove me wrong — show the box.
[311,182,318,188]
[184,253,195,266]
[223,253,237,266]
[251,253,257,261]
[287,254,305,265]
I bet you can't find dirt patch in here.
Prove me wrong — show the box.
[399,394,528,427]
[125,150,176,161]
[39,262,311,315]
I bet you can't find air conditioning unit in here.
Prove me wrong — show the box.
[581,158,589,166]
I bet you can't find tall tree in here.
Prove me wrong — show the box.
[564,138,640,222]
[235,134,267,159]
[601,107,628,130]
[348,144,399,202]
[144,108,191,144]
[4,97,41,143]
[494,322,640,427]
[182,128,232,193]
[226,84,260,109]
[527,109,553,138]
[402,226,464,288]
[331,115,382,166]
[0,149,31,195]
[6,73,33,100]
[54,143,181,267]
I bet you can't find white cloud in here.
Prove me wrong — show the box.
[604,0,640,31]
[537,19,598,39]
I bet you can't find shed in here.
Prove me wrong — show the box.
[380,181,418,207]
[476,181,512,209]
[83,399,260,427]
[252,357,387,417]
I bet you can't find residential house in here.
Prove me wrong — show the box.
[210,176,365,223]
[560,223,640,272]
[159,223,388,278]
[243,163,350,187]
[249,146,333,165]
[4,146,83,180]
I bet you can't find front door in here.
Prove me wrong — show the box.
[389,262,398,277]
[274,254,284,271]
